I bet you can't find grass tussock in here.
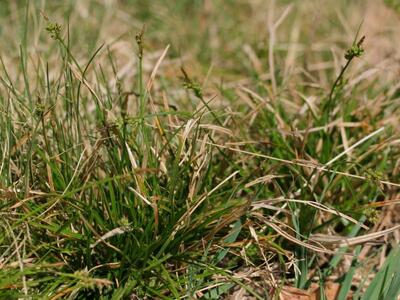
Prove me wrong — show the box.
[1,0,400,299]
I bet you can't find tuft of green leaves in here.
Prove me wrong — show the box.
[1,1,400,299]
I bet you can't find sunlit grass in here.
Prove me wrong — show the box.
[1,1,400,299]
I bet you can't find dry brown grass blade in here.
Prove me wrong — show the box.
[90,226,133,249]
[126,142,146,195]
[245,175,285,188]
[146,44,170,92]
[259,198,369,230]
[269,223,335,254]
[364,198,400,208]
[205,141,400,188]
[268,2,294,94]
[252,208,339,262]
[68,63,101,106]
[310,224,400,247]
[325,126,385,166]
